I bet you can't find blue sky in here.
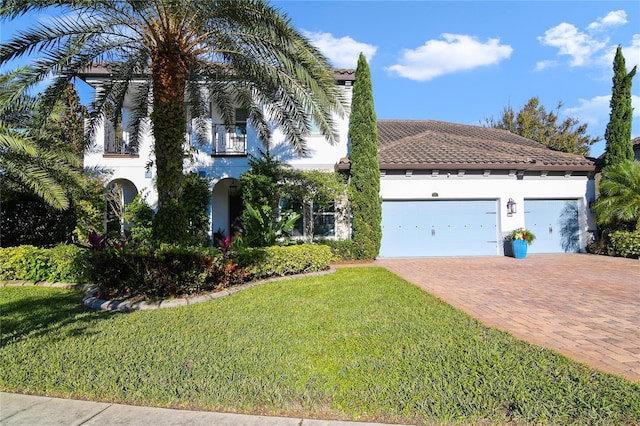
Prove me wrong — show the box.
[2,1,639,157]
[274,1,640,157]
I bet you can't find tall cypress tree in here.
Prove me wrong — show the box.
[604,45,637,167]
[348,53,382,259]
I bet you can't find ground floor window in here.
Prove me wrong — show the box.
[281,199,336,239]
[312,202,336,237]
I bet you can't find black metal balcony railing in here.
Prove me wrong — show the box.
[212,126,247,156]
[104,136,135,155]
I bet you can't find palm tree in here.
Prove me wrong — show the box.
[0,0,345,243]
[594,160,640,231]
[0,71,81,210]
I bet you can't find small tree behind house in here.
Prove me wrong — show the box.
[484,96,600,156]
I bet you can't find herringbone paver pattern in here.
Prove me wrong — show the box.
[374,254,640,382]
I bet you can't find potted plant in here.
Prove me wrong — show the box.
[509,228,536,259]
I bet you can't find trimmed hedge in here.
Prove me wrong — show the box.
[89,244,332,299]
[85,246,244,300]
[1,243,332,301]
[608,231,640,259]
[236,244,333,279]
[0,245,87,283]
[317,239,360,261]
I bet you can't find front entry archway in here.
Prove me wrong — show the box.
[105,179,138,235]
[211,178,242,242]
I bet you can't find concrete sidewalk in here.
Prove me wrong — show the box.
[0,393,404,426]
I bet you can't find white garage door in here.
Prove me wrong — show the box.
[524,199,580,253]
[380,200,498,257]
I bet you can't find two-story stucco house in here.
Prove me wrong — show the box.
[80,66,355,242]
[81,67,597,257]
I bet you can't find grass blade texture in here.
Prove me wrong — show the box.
[1,268,639,425]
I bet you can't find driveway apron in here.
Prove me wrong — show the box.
[375,254,640,382]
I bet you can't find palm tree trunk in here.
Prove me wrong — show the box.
[150,47,189,243]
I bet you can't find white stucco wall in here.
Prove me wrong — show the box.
[84,117,158,207]
[270,85,352,172]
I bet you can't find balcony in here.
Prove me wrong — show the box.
[212,125,247,156]
[105,137,134,154]
[104,122,137,157]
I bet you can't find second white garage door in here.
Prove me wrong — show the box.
[380,200,498,257]
[524,199,580,253]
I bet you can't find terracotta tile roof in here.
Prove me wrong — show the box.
[377,119,595,171]
[80,63,355,84]
[334,69,355,81]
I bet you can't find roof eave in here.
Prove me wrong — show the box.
[378,162,596,172]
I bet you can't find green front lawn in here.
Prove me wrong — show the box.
[1,268,638,425]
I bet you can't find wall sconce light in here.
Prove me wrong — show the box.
[228,183,239,196]
[507,198,517,216]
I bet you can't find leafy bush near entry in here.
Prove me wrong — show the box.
[236,244,332,279]
[0,245,88,283]
[122,191,154,248]
[608,231,640,259]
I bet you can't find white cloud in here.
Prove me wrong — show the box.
[625,34,640,68]
[385,34,512,81]
[593,35,640,74]
[538,10,637,69]
[538,22,607,67]
[587,10,627,31]
[565,94,640,127]
[534,59,559,71]
[564,96,611,126]
[619,34,639,68]
[304,31,377,69]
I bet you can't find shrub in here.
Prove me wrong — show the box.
[152,200,189,245]
[123,191,154,248]
[237,244,332,279]
[585,239,608,255]
[0,245,88,283]
[608,230,640,259]
[1,243,331,301]
[181,172,211,247]
[317,239,359,261]
[85,246,228,299]
[0,189,76,247]
[239,202,300,248]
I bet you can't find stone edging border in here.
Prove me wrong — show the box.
[1,267,336,312]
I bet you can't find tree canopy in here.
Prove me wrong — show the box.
[1,0,345,244]
[0,71,83,210]
[484,97,601,156]
[594,160,640,231]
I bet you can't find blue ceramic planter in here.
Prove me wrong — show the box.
[512,239,528,259]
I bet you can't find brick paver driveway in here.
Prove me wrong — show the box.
[375,254,640,382]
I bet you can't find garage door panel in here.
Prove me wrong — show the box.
[524,199,579,253]
[380,200,497,257]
